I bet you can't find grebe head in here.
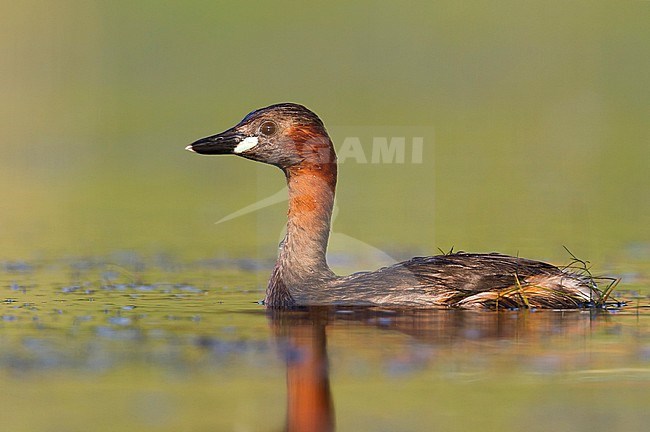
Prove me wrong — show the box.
[186,103,336,170]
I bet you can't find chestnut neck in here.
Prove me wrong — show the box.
[279,160,337,279]
[266,126,338,306]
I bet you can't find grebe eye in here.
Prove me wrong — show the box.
[260,121,277,136]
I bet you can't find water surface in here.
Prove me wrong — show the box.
[1,258,648,431]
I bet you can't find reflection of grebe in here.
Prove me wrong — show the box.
[187,103,603,309]
[266,307,611,431]
[271,309,333,432]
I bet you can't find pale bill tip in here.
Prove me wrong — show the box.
[185,145,196,152]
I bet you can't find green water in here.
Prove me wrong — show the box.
[2,1,650,431]
[1,259,649,431]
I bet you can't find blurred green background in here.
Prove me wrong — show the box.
[1,1,649,270]
[1,4,649,431]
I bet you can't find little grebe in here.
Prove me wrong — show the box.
[186,103,603,309]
